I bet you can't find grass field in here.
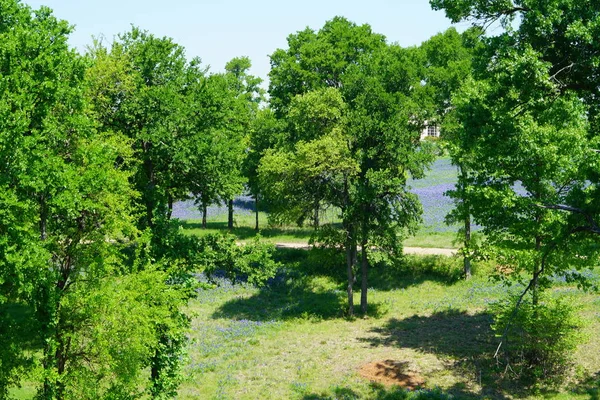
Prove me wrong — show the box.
[177,157,468,249]
[179,213,465,249]
[179,250,600,399]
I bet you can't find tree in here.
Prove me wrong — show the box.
[185,71,247,229]
[221,57,263,229]
[264,17,434,315]
[244,108,284,231]
[430,1,600,375]
[97,27,202,230]
[0,2,188,397]
[418,27,483,278]
[431,0,600,291]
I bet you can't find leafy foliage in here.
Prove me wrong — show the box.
[264,17,435,314]
[199,233,281,287]
[491,293,586,385]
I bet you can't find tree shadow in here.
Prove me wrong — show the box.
[367,255,463,291]
[301,382,483,399]
[179,219,315,241]
[572,371,600,400]
[211,269,347,321]
[211,258,392,322]
[360,310,516,399]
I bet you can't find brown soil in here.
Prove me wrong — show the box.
[358,360,425,389]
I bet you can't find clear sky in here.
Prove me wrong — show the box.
[24,0,467,83]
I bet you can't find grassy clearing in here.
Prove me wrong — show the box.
[178,212,317,244]
[179,250,600,399]
[178,157,466,249]
[179,213,464,249]
[8,252,599,399]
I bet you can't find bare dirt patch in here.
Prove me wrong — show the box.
[358,360,425,389]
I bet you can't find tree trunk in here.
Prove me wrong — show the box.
[360,238,369,315]
[254,195,259,231]
[344,221,356,316]
[39,195,47,241]
[313,203,320,230]
[167,194,173,220]
[143,142,155,229]
[464,214,472,279]
[228,199,234,230]
[532,235,542,307]
[202,203,207,228]
[346,243,355,317]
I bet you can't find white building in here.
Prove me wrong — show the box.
[420,123,439,140]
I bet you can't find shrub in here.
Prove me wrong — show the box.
[199,233,280,286]
[490,292,585,386]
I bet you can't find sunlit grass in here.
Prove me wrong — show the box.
[179,253,600,399]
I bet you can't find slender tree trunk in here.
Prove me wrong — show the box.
[313,202,320,230]
[228,199,234,230]
[464,214,472,279]
[55,328,67,400]
[202,203,207,229]
[360,237,369,315]
[39,195,47,241]
[41,298,56,399]
[532,235,542,307]
[254,195,259,231]
[344,220,356,316]
[142,141,155,228]
[167,194,173,220]
[346,241,355,317]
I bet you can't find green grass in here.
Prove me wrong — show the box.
[8,253,599,399]
[178,252,600,399]
[179,212,317,244]
[180,212,463,249]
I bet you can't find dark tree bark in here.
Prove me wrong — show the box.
[345,239,355,317]
[464,214,472,279]
[360,237,369,315]
[167,194,173,220]
[143,142,155,228]
[39,195,48,241]
[202,202,207,229]
[254,195,259,231]
[228,199,234,229]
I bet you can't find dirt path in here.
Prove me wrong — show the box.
[274,242,456,256]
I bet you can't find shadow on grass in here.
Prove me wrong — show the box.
[212,248,392,321]
[179,220,315,241]
[280,248,465,292]
[302,382,482,399]
[211,273,347,321]
[367,255,464,291]
[212,248,469,322]
[572,371,600,400]
[360,310,524,399]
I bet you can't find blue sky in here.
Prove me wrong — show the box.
[24,0,467,83]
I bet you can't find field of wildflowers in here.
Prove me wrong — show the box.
[179,252,600,399]
[175,157,464,245]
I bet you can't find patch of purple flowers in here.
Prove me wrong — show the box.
[172,195,256,220]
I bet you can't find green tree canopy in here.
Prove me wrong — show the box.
[263,17,435,315]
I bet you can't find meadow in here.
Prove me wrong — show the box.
[9,159,599,399]
[175,158,600,399]
[179,250,600,399]
[175,158,466,249]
